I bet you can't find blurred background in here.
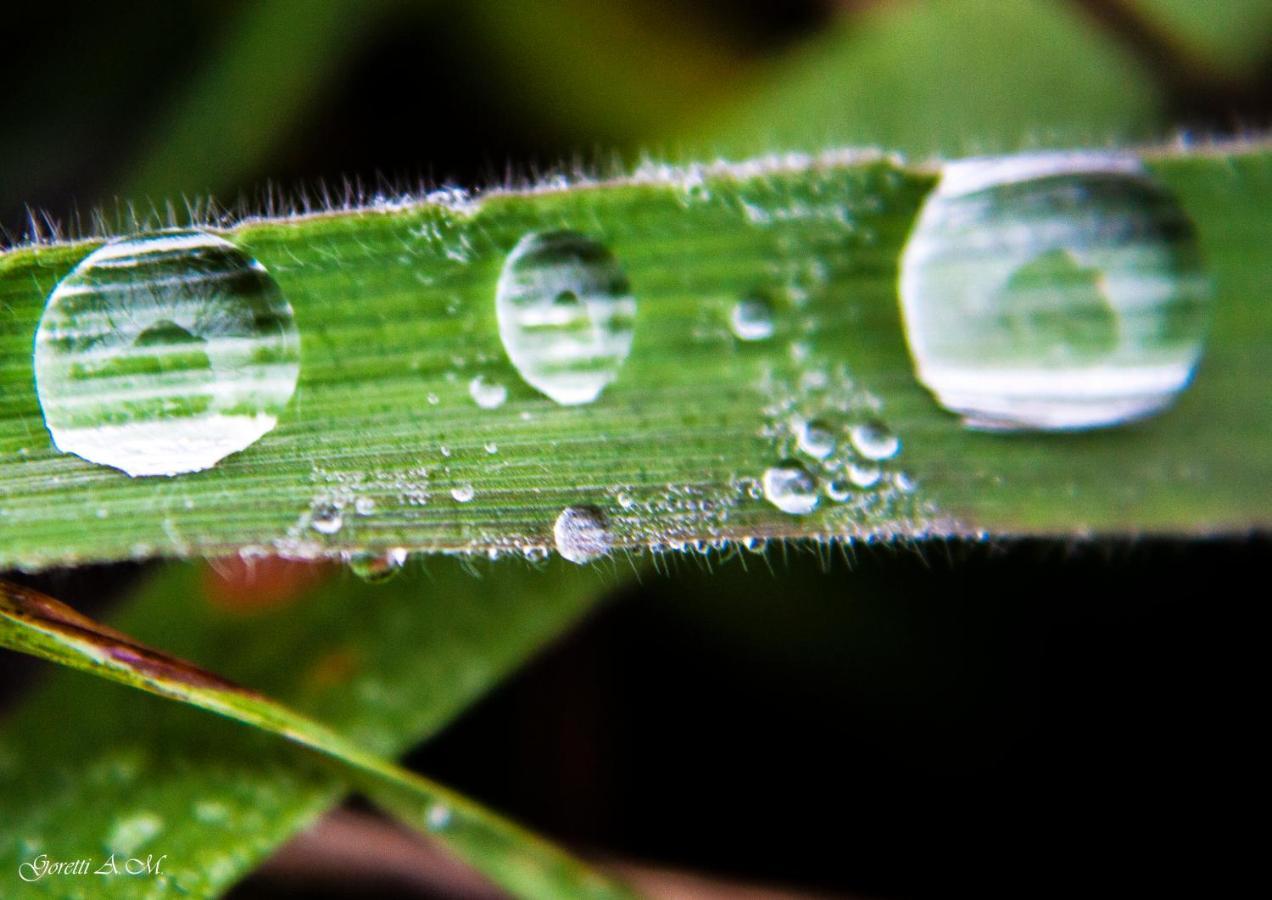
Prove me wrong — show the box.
[2,1,1270,897]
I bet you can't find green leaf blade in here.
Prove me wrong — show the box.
[0,563,631,897]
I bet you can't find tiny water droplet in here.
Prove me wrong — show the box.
[762,460,819,515]
[451,483,475,503]
[743,536,768,553]
[34,230,300,476]
[617,491,635,510]
[899,153,1210,430]
[796,418,837,459]
[729,294,776,341]
[846,460,882,488]
[484,441,499,454]
[310,503,343,535]
[347,548,407,582]
[426,803,452,831]
[826,479,853,502]
[553,505,612,563]
[849,421,900,461]
[496,231,636,405]
[354,496,376,516]
[468,375,507,409]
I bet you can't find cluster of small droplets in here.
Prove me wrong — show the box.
[755,361,924,529]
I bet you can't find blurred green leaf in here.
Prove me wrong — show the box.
[123,0,393,203]
[458,0,745,148]
[1130,0,1272,74]
[701,0,1164,158]
[0,561,627,897]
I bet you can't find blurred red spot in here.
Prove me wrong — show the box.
[303,646,363,691]
[203,556,334,614]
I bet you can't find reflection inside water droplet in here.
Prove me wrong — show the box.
[898,153,1210,431]
[34,230,300,476]
[495,230,635,405]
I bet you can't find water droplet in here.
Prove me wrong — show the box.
[484,441,499,454]
[826,479,853,502]
[616,491,635,510]
[743,536,768,553]
[849,421,900,461]
[796,418,836,459]
[846,460,882,488]
[468,375,507,409]
[426,803,452,831]
[729,294,775,341]
[310,503,343,535]
[553,505,612,563]
[34,230,300,476]
[899,153,1210,430]
[354,496,376,516]
[495,231,636,405]
[451,483,475,503]
[105,812,163,856]
[347,548,407,582]
[762,460,819,515]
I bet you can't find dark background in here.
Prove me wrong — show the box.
[2,1,1268,897]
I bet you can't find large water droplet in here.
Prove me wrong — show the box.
[34,230,300,475]
[553,504,612,563]
[729,294,775,341]
[899,153,1210,430]
[762,460,819,515]
[495,231,635,405]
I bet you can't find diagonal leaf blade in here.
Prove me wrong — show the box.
[0,562,631,897]
[1,143,1270,571]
